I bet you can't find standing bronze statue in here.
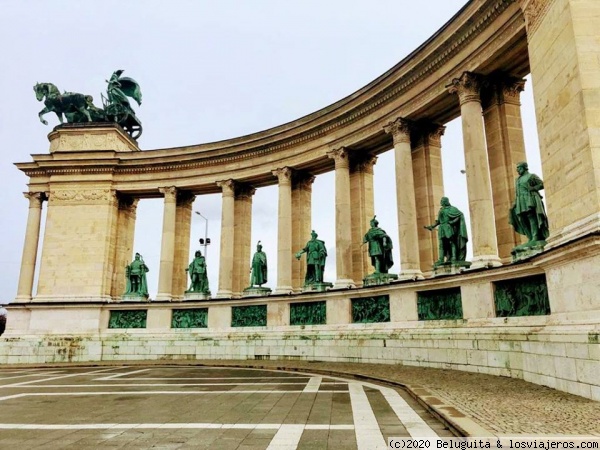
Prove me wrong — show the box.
[363,216,394,274]
[509,162,549,250]
[425,197,469,266]
[124,253,149,297]
[295,230,328,286]
[186,250,210,294]
[249,241,268,287]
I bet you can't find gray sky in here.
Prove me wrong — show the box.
[0,1,541,301]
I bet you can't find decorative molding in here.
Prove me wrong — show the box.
[216,179,236,197]
[48,189,117,204]
[327,147,350,169]
[448,72,483,105]
[520,0,554,35]
[272,167,293,186]
[383,117,412,145]
[23,192,46,207]
[158,186,178,201]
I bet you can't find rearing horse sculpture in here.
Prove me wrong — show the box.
[34,82,94,125]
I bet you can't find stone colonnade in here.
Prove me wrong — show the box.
[15,71,534,301]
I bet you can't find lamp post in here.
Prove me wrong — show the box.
[194,211,210,256]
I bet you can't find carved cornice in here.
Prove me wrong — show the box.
[448,72,483,105]
[49,189,117,204]
[23,191,46,207]
[519,0,554,35]
[383,118,412,145]
[327,148,350,169]
[272,167,294,186]
[216,179,236,197]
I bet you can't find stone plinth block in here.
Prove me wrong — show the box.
[302,282,333,293]
[243,287,272,298]
[48,123,140,153]
[121,294,150,302]
[433,262,472,277]
[363,273,399,286]
[183,292,211,301]
[512,241,546,262]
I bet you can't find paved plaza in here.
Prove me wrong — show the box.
[0,365,451,449]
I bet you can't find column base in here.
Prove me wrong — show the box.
[13,295,32,303]
[154,293,172,302]
[272,286,292,295]
[469,255,502,270]
[332,279,355,289]
[183,292,212,301]
[363,272,398,286]
[302,282,333,293]
[121,293,150,302]
[215,290,233,299]
[244,287,273,297]
[397,270,424,281]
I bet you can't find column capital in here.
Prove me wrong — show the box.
[23,191,46,208]
[272,167,293,185]
[235,184,256,200]
[448,72,483,105]
[412,123,446,148]
[383,117,412,145]
[176,191,196,207]
[351,154,378,174]
[327,147,350,169]
[292,171,316,191]
[118,195,139,211]
[159,186,178,201]
[217,179,236,197]
[483,76,526,108]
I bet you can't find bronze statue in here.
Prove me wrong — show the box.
[249,241,268,287]
[509,162,549,246]
[124,253,149,297]
[0,306,6,336]
[425,197,469,266]
[363,216,394,273]
[34,83,95,125]
[186,250,210,293]
[295,230,328,285]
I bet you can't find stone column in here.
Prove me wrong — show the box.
[155,186,178,301]
[291,172,315,292]
[15,192,46,302]
[327,147,355,288]
[111,195,138,299]
[216,180,236,298]
[482,76,528,262]
[232,184,255,297]
[273,167,294,294]
[350,154,377,286]
[173,192,195,299]
[448,72,501,268]
[411,123,446,273]
[384,118,424,280]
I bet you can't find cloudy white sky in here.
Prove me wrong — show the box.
[0,1,542,301]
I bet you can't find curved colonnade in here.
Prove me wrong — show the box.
[8,0,600,400]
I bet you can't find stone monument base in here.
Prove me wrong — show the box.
[121,294,149,302]
[302,282,333,293]
[432,261,472,277]
[363,272,399,286]
[183,292,211,301]
[512,241,546,262]
[243,287,272,298]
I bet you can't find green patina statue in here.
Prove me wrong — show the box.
[249,241,268,287]
[509,162,549,252]
[124,253,149,297]
[34,70,143,139]
[185,250,210,294]
[363,216,394,274]
[425,197,469,266]
[295,230,328,285]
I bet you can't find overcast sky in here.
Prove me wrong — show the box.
[0,1,542,302]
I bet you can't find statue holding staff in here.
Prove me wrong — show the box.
[425,197,469,266]
[249,241,268,287]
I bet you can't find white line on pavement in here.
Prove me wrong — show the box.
[0,371,62,380]
[303,376,322,393]
[380,387,438,437]
[0,423,354,430]
[349,383,387,450]
[17,382,339,388]
[266,424,305,449]
[94,369,151,380]
[0,367,125,389]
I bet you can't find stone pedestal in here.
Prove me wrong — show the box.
[363,273,399,287]
[302,282,333,293]
[121,294,149,302]
[48,123,139,153]
[183,292,211,301]
[511,241,546,262]
[432,261,472,277]
[243,287,272,298]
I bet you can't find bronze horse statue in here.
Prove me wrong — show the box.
[34,82,104,125]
